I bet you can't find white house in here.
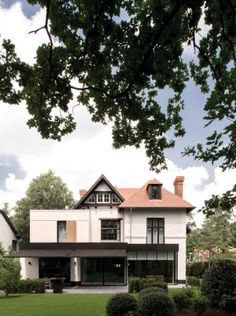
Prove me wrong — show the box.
[15,175,194,285]
[0,210,18,253]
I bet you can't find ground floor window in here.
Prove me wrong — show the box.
[81,257,126,285]
[39,258,70,283]
[127,251,177,283]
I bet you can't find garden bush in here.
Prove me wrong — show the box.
[219,295,236,312]
[201,259,236,308]
[128,278,168,293]
[171,288,192,311]
[16,279,45,293]
[106,293,137,316]
[193,295,209,315]
[0,257,21,296]
[187,262,209,278]
[137,292,176,316]
[139,286,167,297]
[187,276,201,287]
[143,281,168,292]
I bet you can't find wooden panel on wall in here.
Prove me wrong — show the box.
[66,221,77,242]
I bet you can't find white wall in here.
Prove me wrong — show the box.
[29,207,187,281]
[20,257,39,279]
[123,208,187,281]
[0,213,17,252]
[30,208,122,243]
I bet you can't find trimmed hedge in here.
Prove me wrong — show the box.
[187,262,209,278]
[15,279,45,293]
[128,278,168,293]
[187,276,201,287]
[137,292,176,316]
[201,259,236,308]
[139,286,167,297]
[172,288,192,311]
[106,293,137,316]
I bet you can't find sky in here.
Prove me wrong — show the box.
[0,1,235,226]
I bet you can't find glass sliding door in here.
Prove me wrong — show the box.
[127,251,177,283]
[39,258,71,283]
[81,258,126,285]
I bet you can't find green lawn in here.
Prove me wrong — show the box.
[0,294,112,316]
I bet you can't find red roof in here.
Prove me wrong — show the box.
[118,179,194,209]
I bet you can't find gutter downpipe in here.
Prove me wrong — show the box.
[130,207,132,244]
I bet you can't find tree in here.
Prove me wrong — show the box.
[0,256,21,297]
[0,1,235,173]
[201,184,236,217]
[13,170,75,241]
[229,222,236,247]
[187,210,232,262]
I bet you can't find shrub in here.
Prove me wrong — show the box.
[219,295,236,312]
[16,279,45,293]
[201,259,236,307]
[183,287,195,299]
[187,276,201,287]
[193,295,209,315]
[0,257,21,296]
[140,286,167,297]
[143,281,168,292]
[128,278,168,293]
[128,278,138,293]
[172,289,192,311]
[137,292,176,316]
[187,262,209,278]
[106,293,137,316]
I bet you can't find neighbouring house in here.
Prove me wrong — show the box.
[0,210,18,253]
[13,175,194,285]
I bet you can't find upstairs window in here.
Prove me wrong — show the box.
[97,193,110,203]
[148,184,162,199]
[112,194,121,203]
[147,218,164,244]
[86,194,95,203]
[57,221,66,242]
[104,193,110,203]
[101,220,120,240]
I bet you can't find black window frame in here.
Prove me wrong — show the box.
[146,218,165,244]
[101,219,121,241]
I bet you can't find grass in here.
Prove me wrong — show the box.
[0,289,233,316]
[0,293,112,316]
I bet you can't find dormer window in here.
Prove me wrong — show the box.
[97,193,110,203]
[148,184,162,200]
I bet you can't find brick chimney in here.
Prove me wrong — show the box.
[79,189,87,198]
[174,176,185,199]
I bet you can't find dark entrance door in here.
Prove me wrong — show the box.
[39,258,71,283]
[81,257,126,285]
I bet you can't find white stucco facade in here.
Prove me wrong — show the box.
[0,211,17,253]
[18,175,193,284]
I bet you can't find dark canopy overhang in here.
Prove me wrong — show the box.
[11,242,179,258]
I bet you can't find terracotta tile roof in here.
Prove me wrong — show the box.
[117,188,138,200]
[118,179,194,209]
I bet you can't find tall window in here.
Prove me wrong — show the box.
[101,220,120,240]
[147,218,164,244]
[57,221,66,242]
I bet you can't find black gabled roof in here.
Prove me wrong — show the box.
[0,210,18,238]
[73,174,124,209]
